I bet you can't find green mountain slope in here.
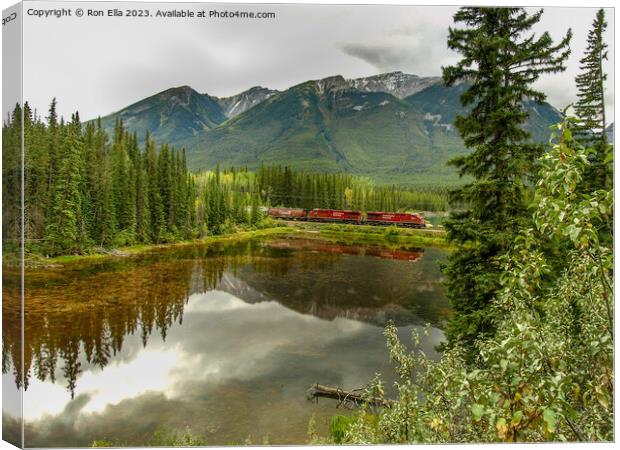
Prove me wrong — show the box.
[93,73,564,186]
[406,81,563,143]
[181,76,469,184]
[98,86,227,143]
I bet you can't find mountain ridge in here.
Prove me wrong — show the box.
[95,72,563,185]
[214,86,280,119]
[98,85,227,143]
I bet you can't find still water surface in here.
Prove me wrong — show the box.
[2,235,450,446]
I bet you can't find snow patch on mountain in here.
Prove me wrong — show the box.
[424,112,442,123]
[308,71,441,99]
[215,86,279,118]
[348,71,441,99]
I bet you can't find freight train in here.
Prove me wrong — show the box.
[267,207,426,228]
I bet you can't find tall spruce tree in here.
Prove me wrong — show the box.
[46,114,85,254]
[441,7,571,357]
[574,9,610,190]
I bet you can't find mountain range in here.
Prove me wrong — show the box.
[98,71,566,186]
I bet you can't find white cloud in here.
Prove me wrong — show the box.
[19,2,614,122]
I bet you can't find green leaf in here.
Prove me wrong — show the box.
[471,403,484,421]
[543,408,557,433]
[596,392,609,410]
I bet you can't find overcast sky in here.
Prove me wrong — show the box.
[18,1,615,122]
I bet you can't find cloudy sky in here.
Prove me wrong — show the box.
[17,1,615,121]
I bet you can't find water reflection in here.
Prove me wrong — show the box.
[2,236,450,446]
[2,274,22,447]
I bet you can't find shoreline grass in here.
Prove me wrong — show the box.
[318,228,450,249]
[6,222,449,270]
[292,223,451,248]
[9,226,295,269]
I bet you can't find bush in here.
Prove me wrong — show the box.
[255,217,287,229]
[384,226,400,240]
[111,228,136,247]
[331,120,613,444]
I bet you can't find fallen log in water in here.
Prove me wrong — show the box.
[306,383,395,409]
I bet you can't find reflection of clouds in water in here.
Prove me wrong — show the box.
[23,291,369,420]
[2,373,21,417]
[22,288,444,446]
[2,374,22,448]
[24,347,180,420]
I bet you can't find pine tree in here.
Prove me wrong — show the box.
[441,7,571,357]
[574,9,610,190]
[158,144,173,236]
[110,120,136,243]
[2,103,23,250]
[133,137,151,243]
[45,114,85,254]
[144,134,164,242]
[23,102,50,240]
[45,99,60,232]
[184,174,196,239]
[199,181,210,236]
[99,160,117,247]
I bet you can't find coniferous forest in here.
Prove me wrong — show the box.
[3,101,198,256]
[2,106,451,257]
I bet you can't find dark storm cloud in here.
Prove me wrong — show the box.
[338,22,452,74]
[340,42,422,72]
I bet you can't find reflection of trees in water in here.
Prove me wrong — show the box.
[3,257,231,398]
[239,244,450,328]
[2,275,22,392]
[2,239,448,398]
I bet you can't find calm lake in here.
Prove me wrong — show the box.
[2,234,450,447]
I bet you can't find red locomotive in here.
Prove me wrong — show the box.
[366,211,425,228]
[308,209,362,224]
[267,207,426,228]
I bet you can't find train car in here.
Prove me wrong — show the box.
[268,207,308,220]
[308,208,362,224]
[366,211,426,228]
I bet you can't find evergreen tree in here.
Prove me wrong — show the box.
[110,119,136,243]
[158,145,174,236]
[145,134,165,242]
[23,102,49,239]
[441,7,571,357]
[45,114,85,254]
[133,137,151,243]
[2,103,23,251]
[574,9,610,190]
[99,159,117,247]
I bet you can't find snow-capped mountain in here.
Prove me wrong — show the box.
[309,72,442,99]
[347,71,442,99]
